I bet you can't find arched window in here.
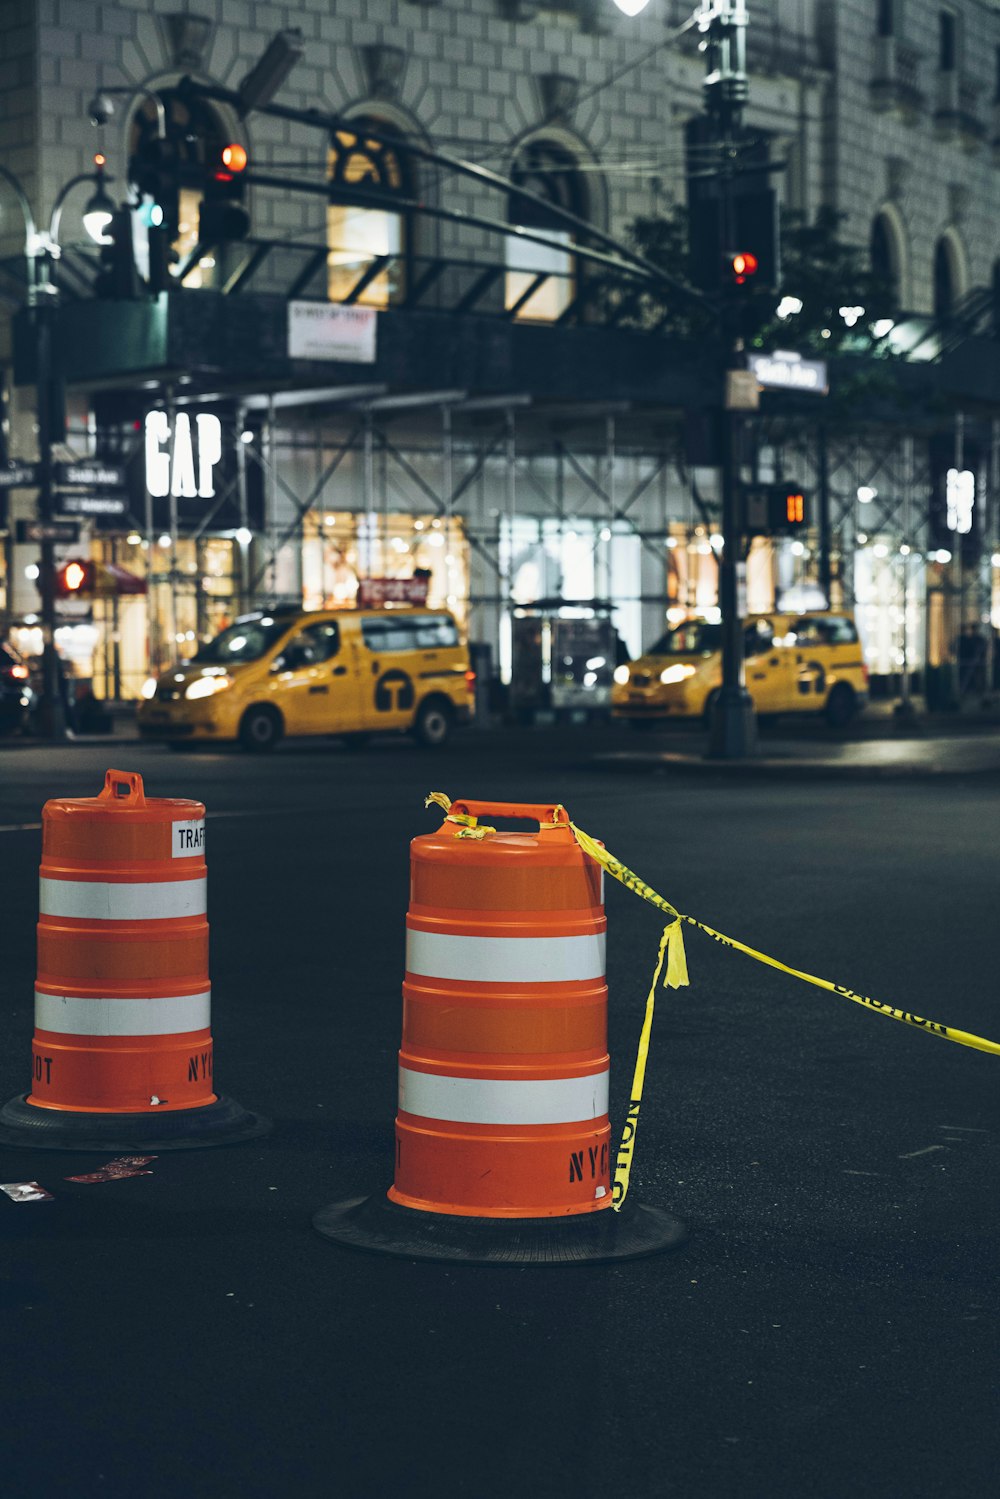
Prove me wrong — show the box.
[128,90,232,289]
[869,211,911,313]
[327,121,412,307]
[933,236,957,320]
[870,212,901,310]
[505,140,587,323]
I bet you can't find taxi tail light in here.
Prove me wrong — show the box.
[861,663,870,686]
[464,670,476,695]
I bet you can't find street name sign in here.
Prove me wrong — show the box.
[748,350,828,394]
[0,462,40,489]
[15,519,81,544]
[57,492,128,517]
[54,460,127,489]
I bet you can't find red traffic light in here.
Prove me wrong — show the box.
[214,142,248,182]
[729,251,759,285]
[55,558,95,597]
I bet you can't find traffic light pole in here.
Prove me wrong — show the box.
[31,263,67,741]
[709,376,757,757]
[702,0,757,758]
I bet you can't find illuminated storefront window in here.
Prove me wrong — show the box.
[301,512,468,626]
[854,540,925,676]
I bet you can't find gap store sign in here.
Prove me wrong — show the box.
[145,412,223,501]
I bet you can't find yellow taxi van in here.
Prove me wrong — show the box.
[137,606,474,751]
[612,611,869,728]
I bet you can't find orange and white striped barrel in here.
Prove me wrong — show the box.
[30,768,214,1114]
[390,799,613,1219]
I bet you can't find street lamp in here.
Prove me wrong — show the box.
[0,157,118,737]
[81,166,115,244]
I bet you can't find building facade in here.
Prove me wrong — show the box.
[1,0,999,703]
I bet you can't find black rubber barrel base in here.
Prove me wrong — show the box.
[0,1093,270,1152]
[313,1191,687,1265]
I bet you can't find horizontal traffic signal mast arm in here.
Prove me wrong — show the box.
[174,77,710,311]
[198,171,675,297]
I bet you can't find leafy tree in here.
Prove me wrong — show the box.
[620,203,896,355]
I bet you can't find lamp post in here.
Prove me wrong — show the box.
[0,158,115,738]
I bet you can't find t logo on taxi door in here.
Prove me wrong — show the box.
[375,670,415,713]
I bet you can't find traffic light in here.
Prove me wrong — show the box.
[199,142,250,243]
[127,135,180,239]
[95,208,140,299]
[54,558,95,598]
[688,185,780,294]
[727,250,759,287]
[741,484,810,536]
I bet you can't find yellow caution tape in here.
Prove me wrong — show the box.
[569,819,1000,1207]
[426,795,1000,1215]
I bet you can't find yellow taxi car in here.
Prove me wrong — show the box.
[612,612,869,728]
[137,606,474,751]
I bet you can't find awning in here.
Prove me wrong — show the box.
[97,563,147,597]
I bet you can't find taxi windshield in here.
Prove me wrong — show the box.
[192,617,289,665]
[649,621,722,656]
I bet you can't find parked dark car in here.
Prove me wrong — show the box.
[0,642,33,736]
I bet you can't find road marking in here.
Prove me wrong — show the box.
[0,822,42,834]
[898,1145,947,1159]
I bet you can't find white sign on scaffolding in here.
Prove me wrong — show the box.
[288,302,378,363]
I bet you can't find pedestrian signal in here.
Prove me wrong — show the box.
[55,558,95,597]
[741,484,810,536]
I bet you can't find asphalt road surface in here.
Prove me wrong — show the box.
[1,727,997,1498]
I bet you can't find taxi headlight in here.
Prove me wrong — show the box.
[613,664,630,685]
[185,674,232,701]
[660,663,696,685]
[140,677,157,700]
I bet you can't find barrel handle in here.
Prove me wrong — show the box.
[99,769,147,807]
[448,799,569,831]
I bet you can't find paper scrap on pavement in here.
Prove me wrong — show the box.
[1,1181,55,1202]
[65,1155,157,1184]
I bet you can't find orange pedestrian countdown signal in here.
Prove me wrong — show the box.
[785,491,805,525]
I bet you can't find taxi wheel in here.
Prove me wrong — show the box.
[413,698,452,748]
[702,690,721,728]
[239,705,283,753]
[824,684,856,728]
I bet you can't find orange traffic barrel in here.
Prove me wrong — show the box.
[0,769,268,1151]
[315,798,685,1263]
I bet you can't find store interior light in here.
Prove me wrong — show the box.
[613,0,651,13]
[857,486,877,503]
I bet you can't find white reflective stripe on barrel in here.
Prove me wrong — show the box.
[405,929,606,984]
[39,877,207,921]
[34,989,212,1037]
[398,1065,609,1126]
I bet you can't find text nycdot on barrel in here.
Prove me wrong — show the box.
[0,768,268,1151]
[392,800,613,1218]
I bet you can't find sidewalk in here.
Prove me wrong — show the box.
[590,695,1000,780]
